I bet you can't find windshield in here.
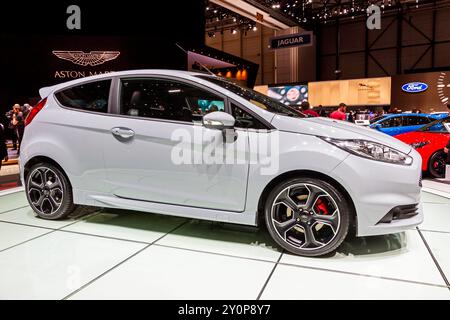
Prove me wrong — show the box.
[197,75,305,118]
[419,116,450,133]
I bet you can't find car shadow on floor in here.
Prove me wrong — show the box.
[71,207,408,258]
[75,207,279,252]
[335,232,407,257]
[68,206,104,219]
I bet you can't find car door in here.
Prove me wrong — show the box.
[101,76,249,212]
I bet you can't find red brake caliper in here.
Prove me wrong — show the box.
[314,198,329,215]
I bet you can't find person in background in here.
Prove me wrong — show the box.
[389,107,399,114]
[0,123,8,171]
[6,105,18,150]
[208,105,219,113]
[23,104,32,118]
[330,103,347,121]
[375,110,384,118]
[300,101,319,117]
[348,110,356,123]
[11,104,24,154]
[318,106,327,117]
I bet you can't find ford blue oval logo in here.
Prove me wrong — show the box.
[402,82,428,93]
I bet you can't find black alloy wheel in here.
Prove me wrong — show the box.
[25,163,75,220]
[264,177,351,257]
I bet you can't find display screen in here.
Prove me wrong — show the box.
[197,99,225,113]
[268,85,308,106]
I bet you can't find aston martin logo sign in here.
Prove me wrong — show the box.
[52,51,121,66]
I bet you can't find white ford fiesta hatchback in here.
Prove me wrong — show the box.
[20,70,423,257]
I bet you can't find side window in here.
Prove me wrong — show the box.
[55,80,111,113]
[120,78,225,123]
[381,117,402,128]
[405,116,430,126]
[231,103,267,130]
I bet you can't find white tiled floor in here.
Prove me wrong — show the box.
[420,231,450,283]
[157,219,282,262]
[280,230,446,286]
[421,203,450,233]
[0,190,449,300]
[69,245,275,300]
[260,265,450,300]
[0,232,146,300]
[0,223,50,252]
[0,191,28,213]
[0,207,80,230]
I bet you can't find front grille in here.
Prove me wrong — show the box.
[377,204,419,224]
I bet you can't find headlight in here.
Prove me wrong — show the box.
[321,137,413,166]
[410,141,430,149]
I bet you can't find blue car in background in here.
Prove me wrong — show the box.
[369,113,447,136]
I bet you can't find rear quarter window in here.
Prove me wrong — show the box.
[55,80,111,113]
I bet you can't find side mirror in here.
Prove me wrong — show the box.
[203,111,235,130]
[203,111,237,143]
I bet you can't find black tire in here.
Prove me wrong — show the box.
[25,162,75,220]
[428,151,446,179]
[264,177,351,257]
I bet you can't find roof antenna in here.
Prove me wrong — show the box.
[176,43,216,76]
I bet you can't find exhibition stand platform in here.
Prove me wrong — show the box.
[423,179,450,200]
[0,187,449,299]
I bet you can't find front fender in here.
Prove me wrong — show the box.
[245,132,350,214]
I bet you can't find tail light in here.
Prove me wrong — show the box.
[25,97,47,127]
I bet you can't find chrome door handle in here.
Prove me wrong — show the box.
[111,127,135,139]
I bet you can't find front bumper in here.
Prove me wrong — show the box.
[332,150,423,237]
[378,203,420,224]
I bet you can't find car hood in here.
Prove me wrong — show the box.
[271,115,412,154]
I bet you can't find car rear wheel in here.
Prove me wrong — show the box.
[25,163,75,220]
[428,151,446,179]
[264,177,351,257]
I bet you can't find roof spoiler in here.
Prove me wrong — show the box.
[39,86,56,99]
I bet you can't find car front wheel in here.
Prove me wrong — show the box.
[264,177,351,257]
[25,162,75,220]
